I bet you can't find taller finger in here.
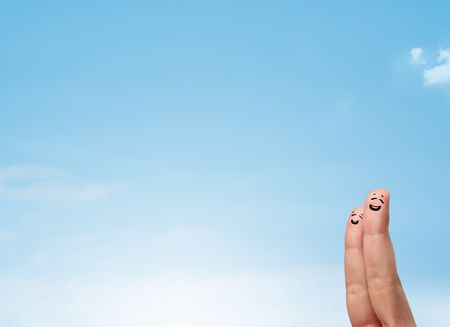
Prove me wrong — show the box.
[363,188,416,326]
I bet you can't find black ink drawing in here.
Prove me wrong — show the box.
[369,193,384,211]
[350,211,363,225]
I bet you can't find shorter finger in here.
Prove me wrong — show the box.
[345,207,381,327]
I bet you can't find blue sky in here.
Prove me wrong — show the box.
[1,1,450,326]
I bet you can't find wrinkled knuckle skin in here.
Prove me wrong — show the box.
[351,322,382,327]
[367,276,402,293]
[346,281,367,296]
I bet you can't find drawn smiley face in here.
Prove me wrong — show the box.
[369,193,385,211]
[350,211,363,225]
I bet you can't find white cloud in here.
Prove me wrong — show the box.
[410,293,450,327]
[0,182,111,203]
[0,165,63,182]
[0,165,111,203]
[410,47,426,65]
[423,49,450,85]
[159,227,215,245]
[0,264,348,327]
[0,265,446,327]
[30,252,50,265]
[0,230,14,243]
[0,265,447,327]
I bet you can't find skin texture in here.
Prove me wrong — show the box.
[345,189,416,327]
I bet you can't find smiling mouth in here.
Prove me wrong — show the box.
[369,204,381,211]
[350,219,359,225]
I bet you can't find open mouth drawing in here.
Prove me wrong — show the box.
[369,204,381,211]
[350,212,363,225]
[369,193,384,211]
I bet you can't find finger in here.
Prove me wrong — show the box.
[363,188,416,326]
[345,207,381,327]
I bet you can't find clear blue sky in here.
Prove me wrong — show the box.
[1,1,449,326]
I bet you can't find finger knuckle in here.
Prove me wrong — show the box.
[367,276,402,292]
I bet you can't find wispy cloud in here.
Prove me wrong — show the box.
[411,293,450,327]
[0,265,446,326]
[424,49,450,86]
[0,165,111,203]
[410,47,426,65]
[159,227,215,245]
[30,252,50,265]
[0,230,14,243]
[0,165,63,182]
[0,264,348,327]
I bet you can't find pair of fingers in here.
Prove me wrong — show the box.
[344,189,416,327]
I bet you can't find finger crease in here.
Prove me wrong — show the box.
[346,281,368,296]
[367,276,402,293]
